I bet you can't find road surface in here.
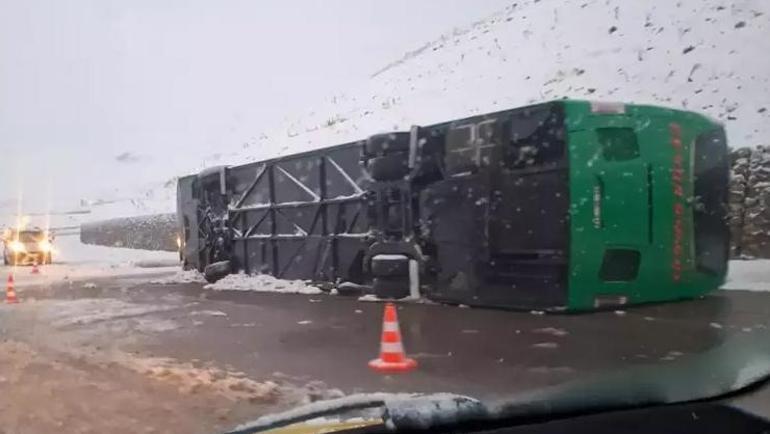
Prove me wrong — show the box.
[0,264,769,433]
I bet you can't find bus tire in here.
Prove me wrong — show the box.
[204,260,231,283]
[371,255,409,277]
[366,154,410,181]
[373,277,410,299]
[365,132,410,156]
[337,281,366,297]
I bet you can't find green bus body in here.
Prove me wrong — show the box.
[564,101,728,310]
[177,99,729,311]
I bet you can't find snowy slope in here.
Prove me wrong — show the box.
[212,0,769,171]
[6,0,769,226]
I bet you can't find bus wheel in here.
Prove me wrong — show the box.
[336,281,366,297]
[365,132,410,156]
[371,255,409,277]
[366,153,410,181]
[373,276,409,299]
[204,260,231,283]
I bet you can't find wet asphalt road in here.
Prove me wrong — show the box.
[24,275,770,401]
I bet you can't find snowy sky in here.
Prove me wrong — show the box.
[0,0,511,212]
[1,0,767,221]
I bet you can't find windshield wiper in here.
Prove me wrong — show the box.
[225,330,770,434]
[224,393,486,434]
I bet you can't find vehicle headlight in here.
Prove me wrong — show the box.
[9,241,26,252]
[38,240,52,252]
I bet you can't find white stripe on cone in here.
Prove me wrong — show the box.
[383,322,400,332]
[381,342,404,353]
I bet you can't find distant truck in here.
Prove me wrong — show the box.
[176,100,729,311]
[2,227,54,266]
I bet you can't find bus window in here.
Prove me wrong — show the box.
[444,118,501,175]
[599,249,641,282]
[598,127,639,161]
[445,124,475,175]
[506,106,566,169]
[693,127,729,275]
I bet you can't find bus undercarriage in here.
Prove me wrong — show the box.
[177,100,728,311]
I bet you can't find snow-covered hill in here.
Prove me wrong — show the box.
[5,0,768,226]
[214,0,768,171]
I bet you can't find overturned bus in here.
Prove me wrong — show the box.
[177,100,729,311]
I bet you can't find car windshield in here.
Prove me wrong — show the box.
[0,1,768,433]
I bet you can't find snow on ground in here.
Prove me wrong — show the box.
[722,259,770,291]
[37,298,179,328]
[203,273,322,295]
[7,263,178,289]
[0,339,245,434]
[150,269,207,285]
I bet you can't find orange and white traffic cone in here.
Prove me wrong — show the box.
[368,302,417,374]
[31,261,40,275]
[5,274,18,304]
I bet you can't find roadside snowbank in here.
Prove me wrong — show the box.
[203,273,323,295]
[722,259,770,291]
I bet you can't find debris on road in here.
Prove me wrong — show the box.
[124,355,280,402]
[532,327,569,337]
[532,342,559,349]
[358,294,383,302]
[528,366,574,374]
[204,273,322,294]
[150,269,207,285]
[191,310,228,317]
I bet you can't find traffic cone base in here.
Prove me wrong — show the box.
[31,263,40,274]
[368,357,417,374]
[368,303,417,374]
[6,274,18,304]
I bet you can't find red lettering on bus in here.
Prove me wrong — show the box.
[670,123,686,282]
[673,184,683,197]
